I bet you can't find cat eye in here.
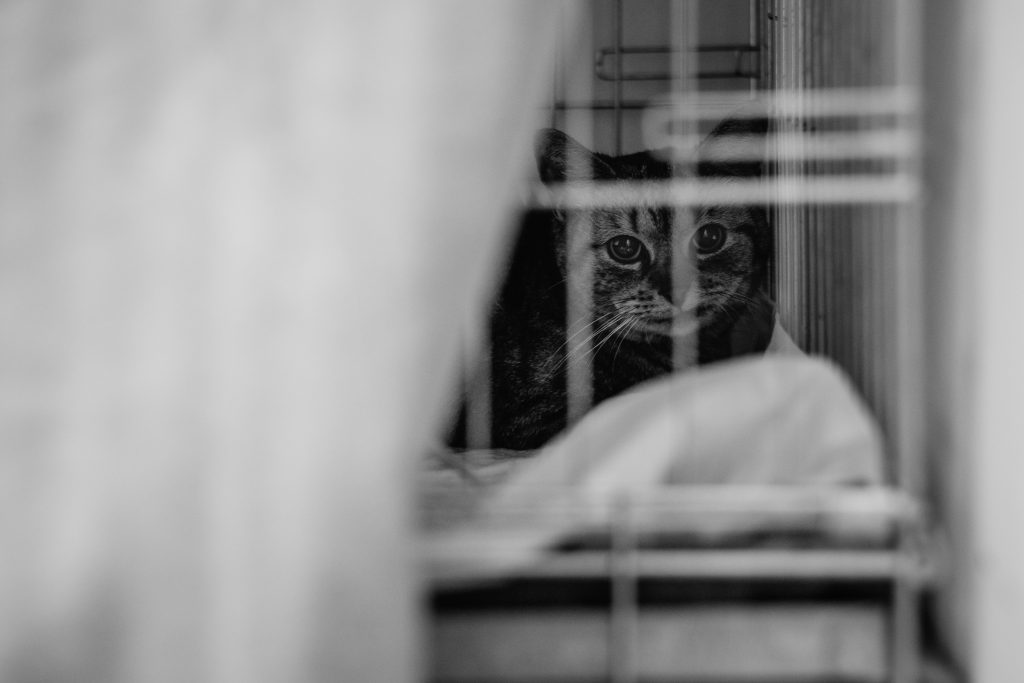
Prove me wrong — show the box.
[691,223,727,255]
[606,235,645,264]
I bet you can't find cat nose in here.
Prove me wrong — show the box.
[651,269,673,300]
[654,259,696,301]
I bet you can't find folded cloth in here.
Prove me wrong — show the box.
[492,354,882,495]
[423,356,886,581]
[767,315,803,356]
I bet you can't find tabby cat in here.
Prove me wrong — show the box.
[452,122,774,451]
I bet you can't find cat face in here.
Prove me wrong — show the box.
[537,129,770,346]
[561,203,765,343]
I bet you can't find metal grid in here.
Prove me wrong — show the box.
[434,0,929,681]
[426,489,933,682]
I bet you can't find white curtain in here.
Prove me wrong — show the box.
[0,1,564,681]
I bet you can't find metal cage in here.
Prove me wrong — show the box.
[426,1,931,681]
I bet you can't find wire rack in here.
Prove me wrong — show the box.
[430,0,930,680]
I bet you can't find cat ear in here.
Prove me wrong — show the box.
[535,129,617,183]
[697,116,771,179]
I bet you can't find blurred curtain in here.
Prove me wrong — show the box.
[0,1,564,681]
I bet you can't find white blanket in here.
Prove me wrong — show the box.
[423,355,887,581]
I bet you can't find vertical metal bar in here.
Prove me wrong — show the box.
[608,4,631,680]
[551,1,565,131]
[565,245,595,427]
[813,216,825,354]
[614,0,624,155]
[797,0,811,355]
[670,0,699,373]
[565,0,596,428]
[892,0,924,671]
[748,0,759,96]
[780,0,792,346]
[891,522,921,683]
[608,495,638,683]
[893,0,926,501]
[774,0,808,351]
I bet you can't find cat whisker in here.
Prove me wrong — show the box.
[706,291,767,328]
[568,312,633,361]
[592,317,629,357]
[577,313,631,356]
[596,311,646,361]
[547,311,618,362]
[611,318,641,365]
[549,311,631,374]
[543,276,569,294]
[548,309,622,362]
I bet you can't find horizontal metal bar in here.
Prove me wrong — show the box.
[519,549,928,581]
[598,44,760,56]
[606,71,757,82]
[551,88,916,120]
[467,485,923,518]
[553,100,660,111]
[421,488,933,587]
[646,86,920,120]
[550,99,759,114]
[655,130,918,162]
[524,176,919,208]
[595,44,759,81]
[424,547,931,585]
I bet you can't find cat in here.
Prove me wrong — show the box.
[450,121,775,451]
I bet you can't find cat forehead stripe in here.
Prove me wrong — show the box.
[528,176,918,208]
